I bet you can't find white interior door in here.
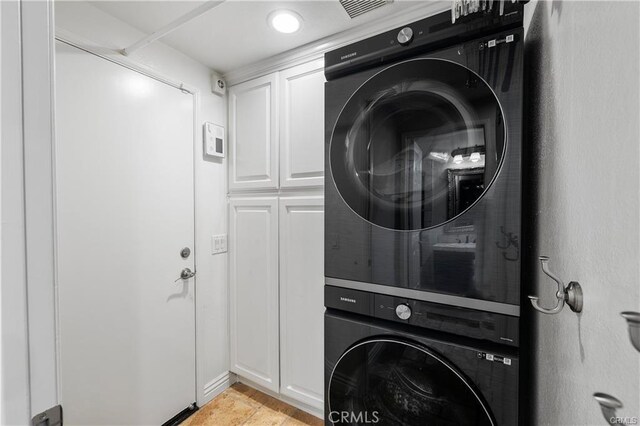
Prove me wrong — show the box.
[55,41,196,425]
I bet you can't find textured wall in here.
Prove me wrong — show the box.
[524,1,640,425]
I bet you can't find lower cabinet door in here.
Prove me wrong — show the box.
[229,197,279,392]
[279,196,325,410]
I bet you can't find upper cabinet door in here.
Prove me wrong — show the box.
[279,60,325,188]
[229,74,279,191]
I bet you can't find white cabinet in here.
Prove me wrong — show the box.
[229,74,278,191]
[229,197,279,392]
[279,61,325,188]
[279,196,324,410]
[228,60,325,192]
[228,60,326,413]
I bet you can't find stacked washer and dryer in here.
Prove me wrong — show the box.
[324,4,525,425]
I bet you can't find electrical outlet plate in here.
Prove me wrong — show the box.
[211,234,227,255]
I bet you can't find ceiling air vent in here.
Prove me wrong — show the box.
[339,0,394,19]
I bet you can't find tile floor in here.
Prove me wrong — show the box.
[181,383,324,426]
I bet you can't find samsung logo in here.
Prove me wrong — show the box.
[340,52,357,60]
[340,297,357,304]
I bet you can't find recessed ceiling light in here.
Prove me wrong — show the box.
[268,10,302,34]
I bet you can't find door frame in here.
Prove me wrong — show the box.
[15,1,58,418]
[3,1,205,420]
[1,1,34,423]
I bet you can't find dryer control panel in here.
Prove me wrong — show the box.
[325,2,523,80]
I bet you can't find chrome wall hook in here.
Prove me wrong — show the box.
[593,393,623,425]
[528,256,583,314]
[620,312,640,353]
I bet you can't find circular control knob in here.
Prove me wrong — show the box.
[395,304,412,320]
[397,27,414,46]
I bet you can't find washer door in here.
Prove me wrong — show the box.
[330,59,505,231]
[328,339,494,425]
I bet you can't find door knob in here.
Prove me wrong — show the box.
[175,268,196,282]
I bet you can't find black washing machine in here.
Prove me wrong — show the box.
[325,286,520,425]
[324,3,525,316]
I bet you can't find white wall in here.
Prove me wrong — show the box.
[524,1,640,424]
[54,1,229,406]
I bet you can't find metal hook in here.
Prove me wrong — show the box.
[528,256,583,315]
[620,312,640,353]
[593,393,623,425]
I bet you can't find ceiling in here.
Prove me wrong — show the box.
[89,0,429,74]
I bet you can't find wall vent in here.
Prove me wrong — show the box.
[339,0,394,19]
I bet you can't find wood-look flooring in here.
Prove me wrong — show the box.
[181,383,324,426]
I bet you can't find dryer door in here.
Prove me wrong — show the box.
[329,58,505,231]
[328,338,494,425]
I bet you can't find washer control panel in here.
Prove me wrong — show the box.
[374,294,519,347]
[324,286,520,347]
[396,27,414,46]
[395,304,412,320]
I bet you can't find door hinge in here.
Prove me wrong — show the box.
[32,405,62,426]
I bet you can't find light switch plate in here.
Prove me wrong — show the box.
[211,234,227,255]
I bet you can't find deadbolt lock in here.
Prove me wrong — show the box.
[180,247,191,259]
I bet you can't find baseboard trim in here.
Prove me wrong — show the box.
[236,375,323,420]
[203,372,231,402]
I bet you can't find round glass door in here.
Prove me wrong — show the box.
[328,339,494,426]
[330,59,505,231]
